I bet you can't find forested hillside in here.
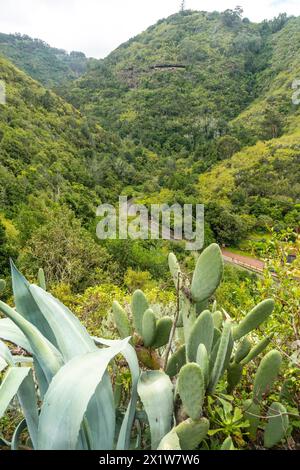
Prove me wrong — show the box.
[0,33,93,87]
[0,55,169,287]
[63,9,300,244]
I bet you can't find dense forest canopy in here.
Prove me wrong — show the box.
[0,9,300,281]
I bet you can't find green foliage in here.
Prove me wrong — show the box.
[220,436,235,450]
[0,279,6,294]
[0,33,89,87]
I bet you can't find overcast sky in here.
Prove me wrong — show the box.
[0,0,299,58]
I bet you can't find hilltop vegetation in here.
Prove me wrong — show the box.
[0,33,92,87]
[61,10,300,243]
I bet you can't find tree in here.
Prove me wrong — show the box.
[0,221,15,277]
[180,1,186,13]
[221,7,243,27]
[261,103,283,140]
[216,135,241,160]
[18,206,114,291]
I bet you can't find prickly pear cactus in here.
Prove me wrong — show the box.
[166,345,186,377]
[38,268,46,290]
[232,299,274,341]
[264,402,289,448]
[175,418,209,450]
[131,289,149,336]
[187,310,214,361]
[191,244,223,303]
[110,244,283,450]
[142,308,157,347]
[112,300,132,339]
[152,316,172,349]
[178,363,205,420]
[253,350,282,401]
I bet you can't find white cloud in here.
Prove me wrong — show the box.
[0,0,299,58]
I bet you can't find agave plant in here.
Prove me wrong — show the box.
[0,262,139,450]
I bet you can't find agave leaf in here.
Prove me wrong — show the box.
[37,338,131,450]
[0,340,14,366]
[0,340,39,448]
[0,367,31,419]
[10,261,57,345]
[0,318,33,354]
[137,370,173,450]
[94,337,140,450]
[11,419,28,450]
[0,357,7,373]
[29,285,95,360]
[0,435,11,447]
[0,300,63,383]
[33,358,48,400]
[13,356,33,365]
[30,285,118,449]
[17,370,39,449]
[30,286,138,450]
